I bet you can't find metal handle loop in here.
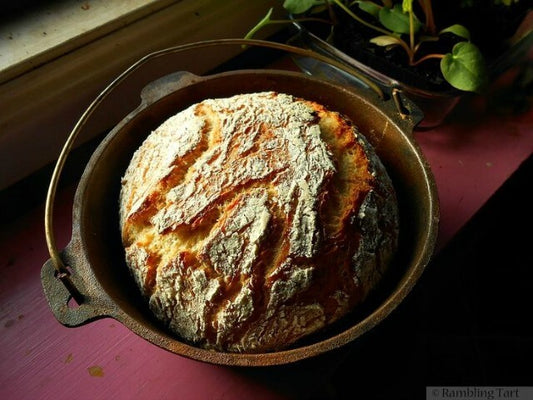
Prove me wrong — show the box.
[44,38,385,301]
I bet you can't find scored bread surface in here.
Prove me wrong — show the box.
[119,91,399,353]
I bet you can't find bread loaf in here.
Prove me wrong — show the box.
[119,91,399,353]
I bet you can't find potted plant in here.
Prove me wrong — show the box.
[246,0,532,127]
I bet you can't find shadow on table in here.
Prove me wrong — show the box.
[231,155,533,399]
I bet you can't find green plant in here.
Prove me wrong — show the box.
[247,0,492,92]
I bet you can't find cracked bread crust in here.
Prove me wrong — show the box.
[119,91,399,353]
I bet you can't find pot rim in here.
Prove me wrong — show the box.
[42,41,439,367]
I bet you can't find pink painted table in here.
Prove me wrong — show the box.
[1,70,532,399]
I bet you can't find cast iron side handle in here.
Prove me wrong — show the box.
[139,70,202,106]
[287,27,424,128]
[42,38,390,314]
[41,242,113,326]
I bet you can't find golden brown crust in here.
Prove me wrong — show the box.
[119,92,399,352]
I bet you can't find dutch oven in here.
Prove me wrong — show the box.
[41,39,439,367]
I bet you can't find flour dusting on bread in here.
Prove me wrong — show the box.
[120,91,399,352]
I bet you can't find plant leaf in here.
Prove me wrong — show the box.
[283,0,322,14]
[441,42,488,92]
[440,24,471,40]
[379,4,420,34]
[308,4,328,14]
[355,1,380,18]
[370,35,403,46]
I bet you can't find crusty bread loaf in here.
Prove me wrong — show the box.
[119,91,398,353]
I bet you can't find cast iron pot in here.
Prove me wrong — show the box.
[41,40,439,367]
